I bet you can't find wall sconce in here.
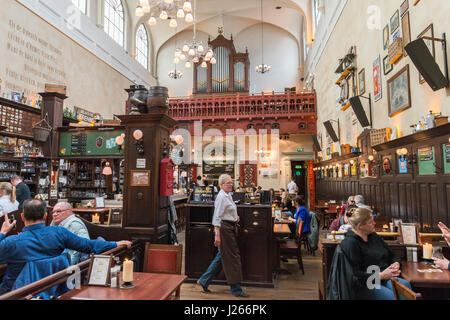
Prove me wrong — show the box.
[396,148,408,156]
[368,155,374,162]
[133,129,144,155]
[115,133,125,151]
[102,160,112,176]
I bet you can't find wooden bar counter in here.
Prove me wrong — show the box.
[185,203,275,288]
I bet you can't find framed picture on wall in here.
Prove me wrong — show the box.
[130,170,151,186]
[383,55,393,75]
[383,24,389,50]
[358,69,366,95]
[388,65,411,117]
[418,24,435,84]
[390,10,400,34]
[401,11,411,56]
[373,56,382,101]
[400,0,409,16]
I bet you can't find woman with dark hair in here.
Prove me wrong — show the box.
[288,196,311,234]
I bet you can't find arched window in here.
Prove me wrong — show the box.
[104,0,125,47]
[135,24,149,69]
[72,0,87,14]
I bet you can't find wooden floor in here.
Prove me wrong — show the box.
[177,230,323,300]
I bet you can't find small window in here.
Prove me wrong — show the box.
[104,0,125,48]
[135,25,149,69]
[72,0,87,14]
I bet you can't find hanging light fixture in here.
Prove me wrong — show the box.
[173,0,215,69]
[169,28,184,79]
[256,0,271,74]
[135,1,193,26]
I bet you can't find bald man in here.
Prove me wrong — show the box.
[50,202,90,265]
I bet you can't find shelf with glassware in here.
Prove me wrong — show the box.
[57,158,123,207]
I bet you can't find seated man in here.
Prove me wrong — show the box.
[0,199,131,295]
[50,202,90,265]
[329,204,358,232]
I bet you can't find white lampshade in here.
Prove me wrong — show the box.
[204,55,210,62]
[169,18,178,28]
[185,61,192,68]
[135,6,144,17]
[160,11,168,20]
[177,8,185,18]
[164,0,173,3]
[255,66,259,72]
[142,3,150,13]
[210,57,217,64]
[148,17,157,26]
[193,56,199,63]
[183,1,192,12]
[188,48,195,56]
[197,45,204,53]
[180,53,186,61]
[174,57,180,64]
[185,13,193,22]
[182,44,189,52]
[201,61,207,68]
[174,49,181,58]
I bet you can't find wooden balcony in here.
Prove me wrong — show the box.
[168,91,317,122]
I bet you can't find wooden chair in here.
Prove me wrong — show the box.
[391,280,422,300]
[143,243,183,299]
[279,220,304,274]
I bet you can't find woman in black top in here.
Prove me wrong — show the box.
[340,207,412,300]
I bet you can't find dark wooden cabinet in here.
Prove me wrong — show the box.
[185,204,274,287]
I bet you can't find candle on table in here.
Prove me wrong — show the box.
[92,213,100,224]
[123,259,134,282]
[423,243,433,259]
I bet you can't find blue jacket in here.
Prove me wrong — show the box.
[0,222,117,294]
[294,206,311,233]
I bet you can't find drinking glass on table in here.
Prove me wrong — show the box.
[433,247,443,260]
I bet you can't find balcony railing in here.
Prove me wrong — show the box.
[168,91,316,121]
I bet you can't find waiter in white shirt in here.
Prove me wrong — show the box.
[197,174,248,297]
[287,177,299,194]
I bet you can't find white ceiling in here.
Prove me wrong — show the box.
[126,0,311,58]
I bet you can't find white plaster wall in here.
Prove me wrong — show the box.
[309,0,450,159]
[157,23,301,97]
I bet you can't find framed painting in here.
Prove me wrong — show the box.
[373,56,382,101]
[130,170,151,186]
[401,11,411,56]
[383,24,389,50]
[383,55,393,75]
[358,68,366,95]
[400,0,409,16]
[388,65,411,117]
[418,24,435,84]
[390,10,399,35]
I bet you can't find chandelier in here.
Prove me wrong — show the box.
[135,0,193,28]
[168,68,183,79]
[173,0,216,69]
[256,0,271,73]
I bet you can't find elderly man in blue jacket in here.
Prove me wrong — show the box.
[0,199,131,294]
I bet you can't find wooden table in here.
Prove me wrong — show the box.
[273,223,292,236]
[59,272,187,300]
[401,261,450,289]
[72,208,111,224]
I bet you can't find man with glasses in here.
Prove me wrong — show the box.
[50,202,90,265]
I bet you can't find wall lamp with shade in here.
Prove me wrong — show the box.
[133,129,145,155]
[102,160,113,176]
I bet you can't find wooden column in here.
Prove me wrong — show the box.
[38,92,67,158]
[117,113,177,243]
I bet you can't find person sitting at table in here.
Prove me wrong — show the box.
[432,221,450,270]
[0,199,132,295]
[339,195,355,218]
[50,202,90,265]
[282,196,295,218]
[340,207,412,300]
[280,188,287,207]
[330,204,358,232]
[354,195,372,211]
[287,196,311,235]
[0,182,19,217]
